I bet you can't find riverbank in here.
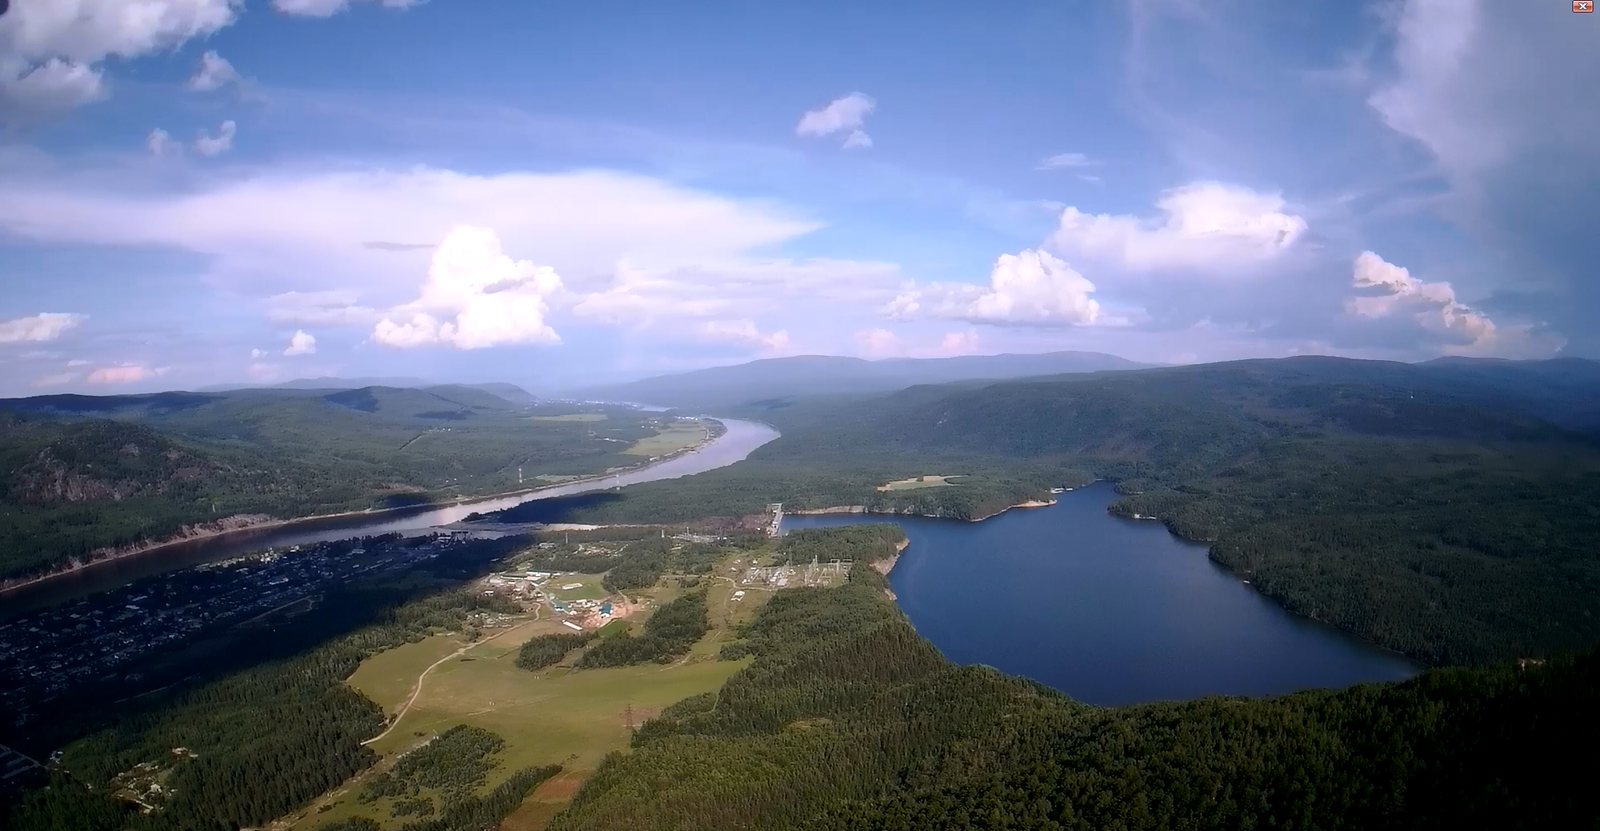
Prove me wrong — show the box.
[873,539,910,600]
[787,496,1060,524]
[781,482,1421,705]
[0,419,728,597]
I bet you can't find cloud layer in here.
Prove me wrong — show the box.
[0,313,86,343]
[1346,251,1494,347]
[888,249,1102,328]
[195,120,237,156]
[373,225,563,350]
[797,93,875,150]
[1051,182,1306,272]
[187,49,239,91]
[0,0,240,119]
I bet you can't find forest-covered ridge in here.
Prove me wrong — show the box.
[0,386,669,581]
[548,525,1599,831]
[488,356,1600,667]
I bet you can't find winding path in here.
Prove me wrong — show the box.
[361,609,539,747]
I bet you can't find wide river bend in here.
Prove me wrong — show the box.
[1,418,780,617]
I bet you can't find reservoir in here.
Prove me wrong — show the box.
[782,481,1419,706]
[1,418,780,616]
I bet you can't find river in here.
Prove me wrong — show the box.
[0,418,780,617]
[782,481,1419,706]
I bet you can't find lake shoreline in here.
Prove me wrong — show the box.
[0,419,727,597]
[787,485,1424,669]
[787,496,1062,524]
[783,483,1421,705]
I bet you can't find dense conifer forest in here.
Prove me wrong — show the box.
[489,357,1600,666]
[576,590,710,667]
[3,537,530,831]
[547,527,1598,831]
[514,631,598,670]
[9,358,1600,828]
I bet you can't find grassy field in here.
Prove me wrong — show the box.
[533,473,587,483]
[530,414,609,423]
[547,574,607,602]
[623,422,707,457]
[343,633,466,717]
[876,474,964,492]
[286,552,769,831]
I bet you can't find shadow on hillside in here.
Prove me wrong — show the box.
[5,535,527,759]
[492,491,625,524]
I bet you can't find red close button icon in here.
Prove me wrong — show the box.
[1578,0,1595,12]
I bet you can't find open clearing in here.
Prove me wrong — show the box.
[623,422,707,457]
[877,474,965,492]
[529,413,608,422]
[546,573,607,602]
[287,549,771,831]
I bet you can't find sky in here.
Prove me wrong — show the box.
[0,0,1594,396]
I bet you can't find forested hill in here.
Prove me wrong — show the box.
[0,388,661,582]
[568,350,1148,410]
[546,527,1598,831]
[514,356,1600,666]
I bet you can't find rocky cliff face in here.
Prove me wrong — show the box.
[6,422,214,506]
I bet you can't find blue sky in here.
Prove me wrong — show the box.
[0,0,1593,395]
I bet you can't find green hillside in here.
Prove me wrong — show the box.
[548,528,1597,831]
[496,357,1600,666]
[0,389,662,581]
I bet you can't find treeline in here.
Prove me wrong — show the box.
[361,725,505,804]
[544,525,1600,831]
[4,538,528,831]
[827,654,1600,831]
[320,764,561,831]
[1107,434,1600,665]
[515,631,598,671]
[486,358,1600,667]
[0,390,668,580]
[577,591,709,668]
[514,535,746,596]
[778,525,905,566]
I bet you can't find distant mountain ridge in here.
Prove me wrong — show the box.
[194,378,542,403]
[569,351,1152,410]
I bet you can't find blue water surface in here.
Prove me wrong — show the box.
[782,481,1418,706]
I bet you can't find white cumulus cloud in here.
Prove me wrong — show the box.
[1050,182,1307,272]
[0,312,86,343]
[147,128,182,158]
[195,120,236,156]
[887,249,1101,328]
[187,49,239,91]
[373,226,563,350]
[1346,251,1496,346]
[797,92,876,150]
[698,319,790,353]
[272,0,422,17]
[0,0,240,119]
[283,329,317,355]
[0,59,106,118]
[85,365,166,385]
